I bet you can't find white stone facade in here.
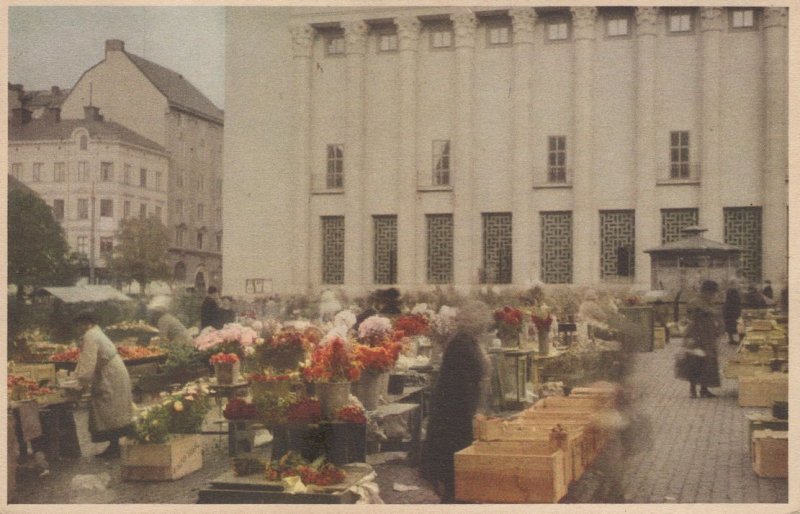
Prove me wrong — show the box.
[224,6,788,297]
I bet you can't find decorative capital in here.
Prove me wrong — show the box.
[342,20,369,55]
[289,23,314,57]
[700,7,724,32]
[763,7,788,29]
[571,7,598,40]
[396,15,421,51]
[451,9,478,48]
[510,7,537,44]
[635,7,659,36]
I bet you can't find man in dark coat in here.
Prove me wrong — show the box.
[200,286,222,329]
[722,288,741,345]
[678,280,723,398]
[420,301,490,503]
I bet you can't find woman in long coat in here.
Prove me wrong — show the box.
[678,281,723,398]
[420,301,490,503]
[74,312,134,457]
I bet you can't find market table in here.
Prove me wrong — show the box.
[9,393,82,463]
[197,462,374,503]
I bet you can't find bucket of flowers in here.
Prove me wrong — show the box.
[530,307,556,355]
[193,323,260,362]
[494,306,524,347]
[252,328,309,373]
[302,335,362,419]
[351,341,402,410]
[209,352,241,385]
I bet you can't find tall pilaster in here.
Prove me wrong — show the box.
[451,10,477,290]
[290,23,314,293]
[699,7,723,241]
[570,7,597,284]
[510,7,537,285]
[396,15,421,287]
[762,7,788,285]
[342,20,368,292]
[635,7,659,288]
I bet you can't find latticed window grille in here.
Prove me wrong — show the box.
[321,216,345,284]
[373,215,397,284]
[724,207,762,282]
[540,211,573,284]
[426,214,453,284]
[661,208,698,244]
[326,145,344,189]
[482,213,512,284]
[600,210,636,279]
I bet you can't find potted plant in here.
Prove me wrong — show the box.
[351,341,402,410]
[302,335,361,418]
[209,352,240,385]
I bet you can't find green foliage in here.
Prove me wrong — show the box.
[158,340,206,375]
[8,177,78,294]
[131,404,171,444]
[168,393,212,434]
[107,215,170,294]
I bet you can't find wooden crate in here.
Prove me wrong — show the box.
[723,359,771,379]
[455,443,567,503]
[535,395,612,410]
[653,327,666,349]
[751,430,788,478]
[745,414,788,445]
[738,373,788,408]
[121,434,203,481]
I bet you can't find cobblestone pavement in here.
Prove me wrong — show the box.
[11,338,789,505]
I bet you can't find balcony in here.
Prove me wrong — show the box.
[657,163,701,185]
[311,172,344,194]
[417,169,453,192]
[532,167,573,189]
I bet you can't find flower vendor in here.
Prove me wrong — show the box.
[148,295,193,346]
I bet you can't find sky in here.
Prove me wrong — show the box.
[8,6,226,109]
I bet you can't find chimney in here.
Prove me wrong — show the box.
[105,39,125,57]
[44,106,61,122]
[11,108,32,125]
[83,105,103,122]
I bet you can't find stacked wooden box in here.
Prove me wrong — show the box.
[751,429,788,478]
[121,434,204,481]
[738,373,788,407]
[456,388,615,503]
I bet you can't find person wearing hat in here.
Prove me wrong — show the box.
[148,296,193,346]
[73,311,134,457]
[677,280,723,398]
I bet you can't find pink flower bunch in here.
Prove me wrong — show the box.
[357,315,393,346]
[194,323,260,352]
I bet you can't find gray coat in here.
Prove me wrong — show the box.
[157,313,193,345]
[75,326,134,439]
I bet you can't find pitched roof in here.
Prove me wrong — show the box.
[645,234,742,254]
[126,53,224,124]
[36,285,132,303]
[25,88,71,109]
[8,118,166,154]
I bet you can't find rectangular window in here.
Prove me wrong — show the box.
[176,199,184,216]
[431,29,452,48]
[432,140,451,186]
[548,136,567,183]
[54,162,66,182]
[77,199,89,220]
[198,174,204,192]
[481,213,512,284]
[11,163,22,180]
[379,33,398,52]
[373,215,398,284]
[196,232,204,250]
[426,214,453,284]
[175,228,184,248]
[668,11,693,32]
[326,144,344,189]
[326,35,345,55]
[139,168,147,188]
[731,9,755,29]
[322,216,345,284]
[197,203,204,221]
[547,21,569,41]
[80,135,88,151]
[176,171,184,188]
[725,207,762,282]
[123,201,131,219]
[540,211,573,284]
[139,204,147,219]
[53,199,65,221]
[100,237,113,256]
[245,279,265,294]
[155,205,162,221]
[78,161,89,181]
[661,208,699,244]
[600,210,636,280]
[488,25,511,45]
[100,199,113,218]
[124,164,131,184]
[156,172,163,191]
[607,17,629,36]
[101,162,113,182]
[32,163,43,182]
[670,131,691,178]
[76,236,88,256]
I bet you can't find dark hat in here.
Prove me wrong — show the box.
[73,310,98,325]
[700,280,719,294]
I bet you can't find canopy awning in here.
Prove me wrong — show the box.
[35,285,133,304]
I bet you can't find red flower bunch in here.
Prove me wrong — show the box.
[286,398,322,424]
[223,398,257,420]
[353,341,402,373]
[265,452,346,485]
[393,314,429,337]
[303,327,323,347]
[209,352,240,365]
[531,313,554,332]
[49,347,80,362]
[267,329,307,350]
[494,306,523,327]
[117,345,163,360]
[335,405,366,424]
[248,372,294,382]
[302,336,362,383]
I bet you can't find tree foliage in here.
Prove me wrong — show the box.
[107,215,170,294]
[8,177,78,295]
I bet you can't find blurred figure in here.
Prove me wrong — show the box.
[762,280,774,300]
[677,280,723,398]
[148,296,193,346]
[722,288,742,345]
[200,286,222,329]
